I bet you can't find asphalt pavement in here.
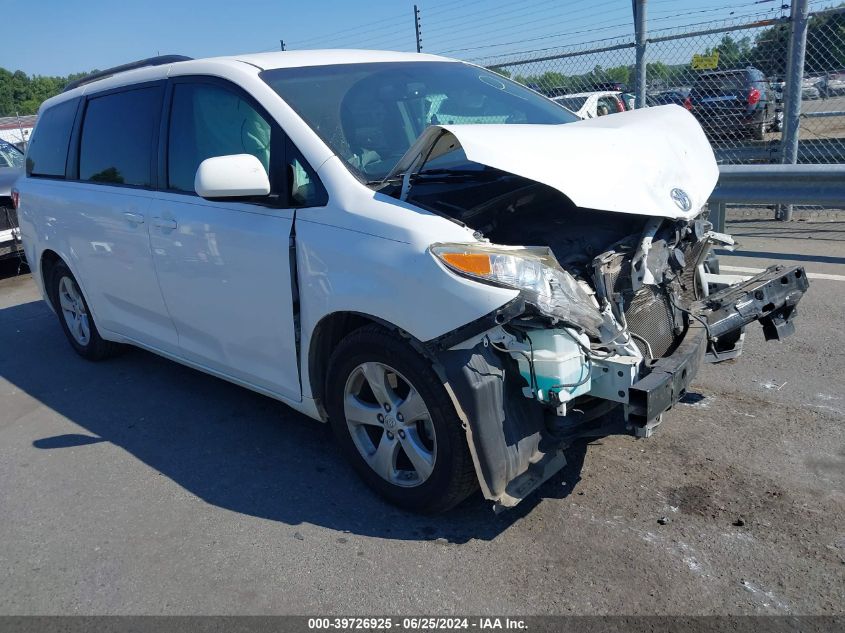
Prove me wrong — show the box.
[0,217,843,615]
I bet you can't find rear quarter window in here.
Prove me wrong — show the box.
[25,98,80,178]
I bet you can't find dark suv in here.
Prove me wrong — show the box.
[688,67,774,140]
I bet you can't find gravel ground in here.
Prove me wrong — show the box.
[0,218,843,615]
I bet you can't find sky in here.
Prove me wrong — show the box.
[1,0,816,77]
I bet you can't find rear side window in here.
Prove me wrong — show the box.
[25,98,79,178]
[167,83,272,192]
[79,86,162,187]
[693,73,745,95]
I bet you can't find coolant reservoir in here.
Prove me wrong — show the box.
[517,328,591,404]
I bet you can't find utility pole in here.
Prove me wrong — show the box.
[14,111,26,150]
[414,5,422,53]
[632,0,647,109]
[780,0,810,221]
[280,40,286,51]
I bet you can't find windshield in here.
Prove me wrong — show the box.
[0,140,24,169]
[553,96,588,112]
[261,61,579,181]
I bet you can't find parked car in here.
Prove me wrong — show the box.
[688,67,775,140]
[552,91,627,118]
[802,77,821,100]
[819,72,845,97]
[0,138,24,260]
[17,52,808,513]
[591,81,628,92]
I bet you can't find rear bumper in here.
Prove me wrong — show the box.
[695,111,765,133]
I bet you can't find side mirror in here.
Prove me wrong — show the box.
[194,154,271,199]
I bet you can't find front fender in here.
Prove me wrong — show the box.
[295,214,517,398]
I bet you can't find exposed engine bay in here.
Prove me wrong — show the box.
[409,171,723,358]
[382,159,809,510]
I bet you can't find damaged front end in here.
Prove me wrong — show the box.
[426,216,808,510]
[383,109,810,509]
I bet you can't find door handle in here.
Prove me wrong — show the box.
[123,211,145,224]
[151,217,178,230]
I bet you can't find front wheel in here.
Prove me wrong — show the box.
[325,325,477,513]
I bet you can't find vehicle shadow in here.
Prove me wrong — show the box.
[0,299,588,543]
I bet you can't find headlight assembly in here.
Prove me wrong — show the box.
[430,242,605,336]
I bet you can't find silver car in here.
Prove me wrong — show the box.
[0,139,24,260]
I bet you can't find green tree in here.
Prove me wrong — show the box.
[739,8,842,77]
[0,67,97,116]
[705,34,753,69]
[749,23,790,76]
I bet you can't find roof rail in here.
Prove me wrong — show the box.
[62,55,193,93]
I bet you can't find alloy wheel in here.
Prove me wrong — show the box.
[343,361,437,487]
[58,276,91,346]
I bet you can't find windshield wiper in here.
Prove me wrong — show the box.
[414,168,501,183]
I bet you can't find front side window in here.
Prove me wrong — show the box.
[167,83,272,193]
[261,61,579,182]
[26,98,79,178]
[287,140,327,207]
[79,87,162,186]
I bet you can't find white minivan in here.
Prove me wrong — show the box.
[16,51,808,512]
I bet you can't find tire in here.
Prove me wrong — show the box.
[325,325,477,513]
[48,261,121,361]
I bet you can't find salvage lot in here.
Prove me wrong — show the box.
[0,217,843,615]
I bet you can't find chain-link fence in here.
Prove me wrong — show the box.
[799,7,845,163]
[475,6,845,169]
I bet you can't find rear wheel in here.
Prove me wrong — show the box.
[49,261,121,360]
[325,325,477,513]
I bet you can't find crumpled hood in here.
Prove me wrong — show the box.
[388,105,719,220]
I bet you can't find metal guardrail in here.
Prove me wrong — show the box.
[802,110,845,119]
[708,163,845,230]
